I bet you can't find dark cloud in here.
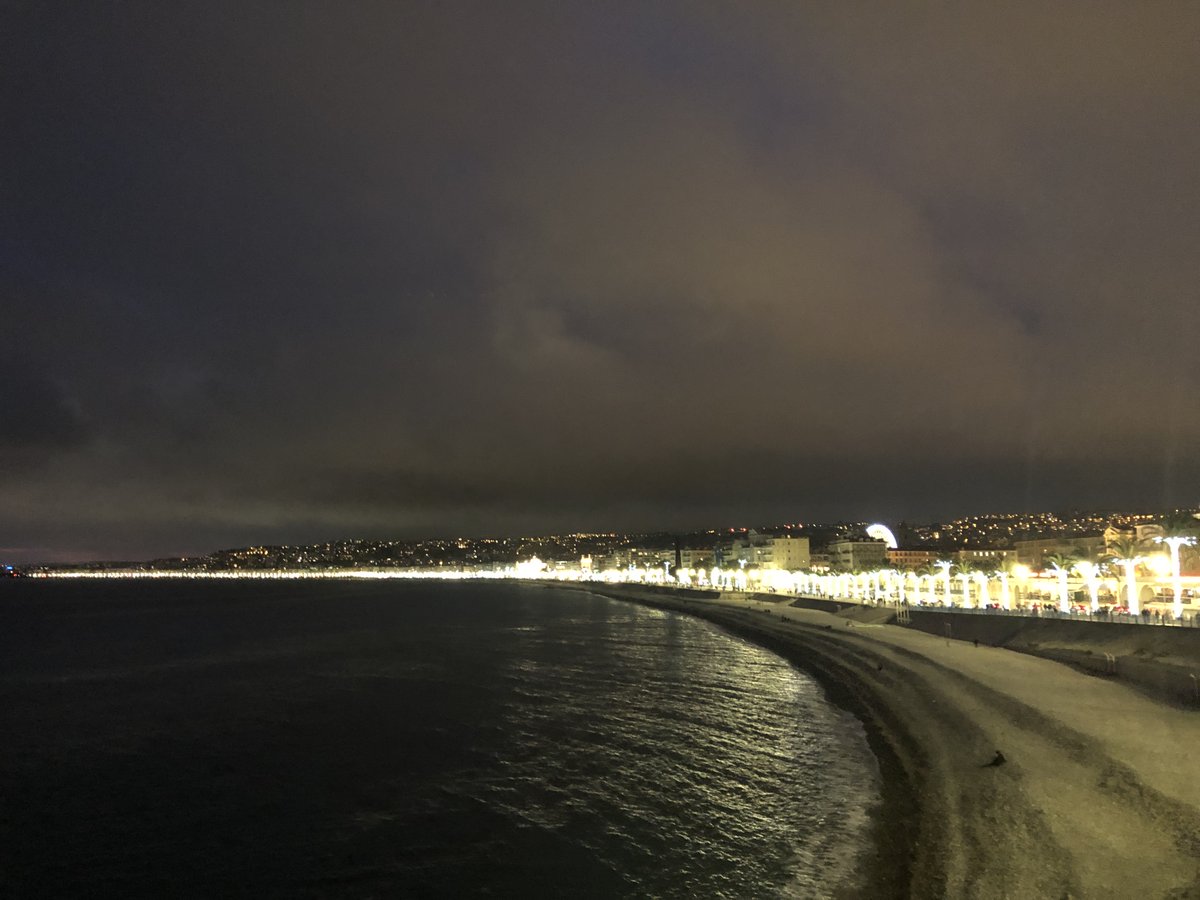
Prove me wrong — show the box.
[1,2,1198,560]
[0,361,87,452]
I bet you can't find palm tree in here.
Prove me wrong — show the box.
[935,560,953,606]
[953,560,982,608]
[1073,560,1102,612]
[1044,552,1076,613]
[1104,538,1143,615]
[1156,517,1198,619]
[910,563,933,604]
[993,568,1012,610]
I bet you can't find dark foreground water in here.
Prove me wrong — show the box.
[0,579,879,897]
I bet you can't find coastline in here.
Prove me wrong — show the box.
[565,582,1200,899]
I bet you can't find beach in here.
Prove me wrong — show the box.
[578,584,1200,899]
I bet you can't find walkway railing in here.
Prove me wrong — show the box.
[794,593,1200,628]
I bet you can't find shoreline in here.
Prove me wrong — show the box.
[568,585,924,899]
[566,582,1200,899]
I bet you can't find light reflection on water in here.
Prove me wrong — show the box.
[0,580,879,897]
[443,590,880,897]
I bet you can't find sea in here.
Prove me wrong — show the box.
[0,579,880,897]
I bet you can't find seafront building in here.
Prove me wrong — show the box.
[728,532,810,570]
[1012,535,1105,569]
[886,548,940,569]
[1103,522,1166,553]
[827,539,888,571]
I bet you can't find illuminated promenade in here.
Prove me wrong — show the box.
[32,553,1200,627]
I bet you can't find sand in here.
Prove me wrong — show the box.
[572,584,1200,899]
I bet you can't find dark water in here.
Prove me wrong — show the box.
[0,579,879,897]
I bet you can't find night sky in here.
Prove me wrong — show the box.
[4,4,1199,562]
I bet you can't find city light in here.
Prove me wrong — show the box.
[23,521,1200,627]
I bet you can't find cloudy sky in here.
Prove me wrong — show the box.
[4,3,1199,560]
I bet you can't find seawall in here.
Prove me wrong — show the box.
[900,609,1200,708]
[567,583,1200,899]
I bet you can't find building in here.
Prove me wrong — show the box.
[886,548,939,570]
[764,536,810,570]
[1013,535,1105,569]
[679,548,717,570]
[729,531,768,567]
[1103,523,1165,554]
[955,548,1014,569]
[827,538,888,572]
[729,533,811,570]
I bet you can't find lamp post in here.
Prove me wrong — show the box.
[1156,536,1196,620]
